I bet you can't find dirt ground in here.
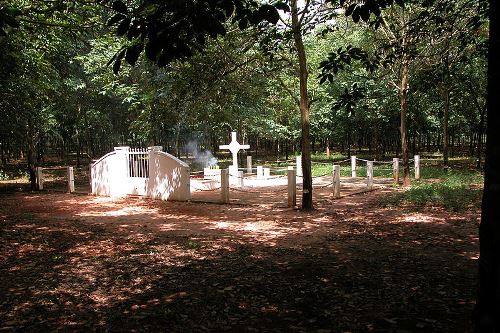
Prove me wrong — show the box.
[0,187,479,332]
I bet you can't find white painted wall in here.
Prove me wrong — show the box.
[147,150,191,201]
[91,146,190,201]
[91,150,123,197]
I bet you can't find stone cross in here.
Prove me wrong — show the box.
[219,131,250,169]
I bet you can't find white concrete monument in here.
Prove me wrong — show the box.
[219,131,250,169]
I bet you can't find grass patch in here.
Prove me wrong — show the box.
[311,152,347,162]
[311,163,394,178]
[381,166,483,211]
[0,168,28,181]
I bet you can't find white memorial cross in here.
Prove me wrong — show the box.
[219,131,250,169]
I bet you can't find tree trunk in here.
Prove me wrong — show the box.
[1,137,5,167]
[26,118,38,190]
[477,106,486,169]
[439,50,451,167]
[451,133,455,157]
[347,111,352,159]
[325,138,330,159]
[474,1,500,331]
[175,122,181,158]
[399,53,411,187]
[442,82,450,167]
[291,0,313,209]
[285,139,289,161]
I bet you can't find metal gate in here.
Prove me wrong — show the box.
[126,148,150,195]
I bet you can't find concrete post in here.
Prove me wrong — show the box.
[351,156,357,177]
[296,155,302,177]
[393,158,399,183]
[36,167,43,190]
[257,166,264,179]
[247,155,252,174]
[221,169,229,204]
[67,166,75,193]
[333,164,340,199]
[263,168,270,179]
[414,155,421,180]
[287,166,296,208]
[238,171,244,188]
[367,161,373,190]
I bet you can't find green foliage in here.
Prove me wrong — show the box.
[106,0,285,72]
[0,169,9,181]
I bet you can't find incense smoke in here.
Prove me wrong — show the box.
[186,141,218,167]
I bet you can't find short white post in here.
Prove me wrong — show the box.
[333,164,340,198]
[367,161,373,190]
[414,155,421,180]
[351,156,357,177]
[221,169,229,204]
[67,166,75,193]
[287,166,296,208]
[263,168,270,179]
[238,171,244,188]
[257,166,264,179]
[247,155,252,174]
[296,155,302,177]
[36,167,44,190]
[393,158,399,183]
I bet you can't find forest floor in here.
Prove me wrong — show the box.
[0,187,479,332]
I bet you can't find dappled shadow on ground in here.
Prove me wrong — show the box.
[0,191,479,332]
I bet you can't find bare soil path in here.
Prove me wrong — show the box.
[0,188,479,332]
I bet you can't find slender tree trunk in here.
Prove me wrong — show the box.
[439,50,451,167]
[451,133,455,158]
[347,110,352,158]
[474,1,500,331]
[291,0,313,209]
[442,83,450,167]
[26,118,37,190]
[75,127,81,168]
[1,137,5,167]
[411,131,416,156]
[175,122,181,158]
[285,139,289,160]
[470,131,475,156]
[325,138,330,159]
[477,106,486,169]
[399,53,411,187]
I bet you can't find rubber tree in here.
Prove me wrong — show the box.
[319,0,415,186]
[474,0,500,331]
[290,0,313,209]
[424,0,488,167]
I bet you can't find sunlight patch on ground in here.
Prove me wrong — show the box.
[211,220,282,235]
[398,213,445,224]
[76,205,160,217]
